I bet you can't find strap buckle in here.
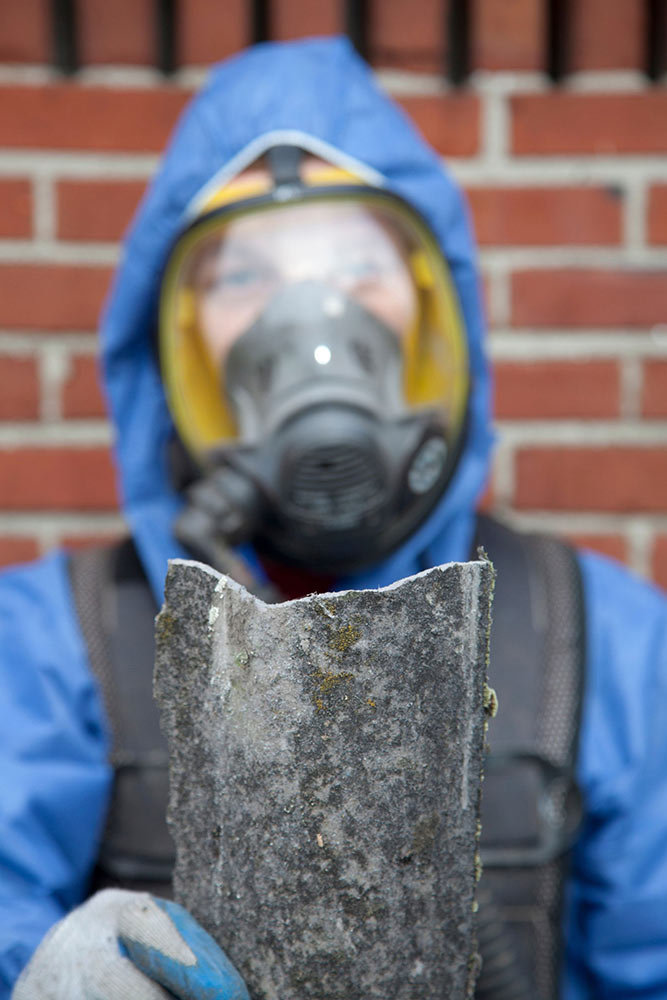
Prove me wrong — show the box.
[480,751,583,869]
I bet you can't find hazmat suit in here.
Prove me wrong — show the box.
[1,37,667,1000]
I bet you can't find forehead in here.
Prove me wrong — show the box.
[215,201,401,249]
[187,154,413,276]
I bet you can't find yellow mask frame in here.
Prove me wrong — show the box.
[159,165,469,463]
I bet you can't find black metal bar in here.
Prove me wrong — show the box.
[448,0,470,86]
[345,0,369,60]
[51,0,78,74]
[646,0,667,80]
[156,0,176,74]
[546,0,569,82]
[252,0,271,44]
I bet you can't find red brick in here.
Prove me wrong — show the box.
[476,480,495,514]
[466,186,622,247]
[480,271,492,325]
[0,357,40,420]
[647,186,667,245]
[494,360,620,419]
[0,265,112,331]
[567,533,627,563]
[368,0,444,72]
[178,0,248,65]
[273,0,342,39]
[62,356,106,418]
[511,269,667,329]
[473,0,543,70]
[0,86,190,153]
[397,94,480,156]
[642,361,667,418]
[652,535,667,590]
[571,0,644,71]
[515,447,667,512]
[512,93,667,156]
[62,533,123,550]
[0,447,117,510]
[0,179,32,238]
[0,0,49,62]
[56,180,146,242]
[0,536,40,567]
[78,0,153,64]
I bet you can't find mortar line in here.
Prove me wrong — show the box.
[478,246,667,268]
[495,420,667,445]
[31,173,56,242]
[0,421,112,445]
[623,176,648,251]
[0,240,120,264]
[488,330,667,360]
[619,355,644,420]
[479,86,510,167]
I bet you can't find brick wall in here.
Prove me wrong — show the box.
[0,0,666,589]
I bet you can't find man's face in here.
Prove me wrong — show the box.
[188,167,418,366]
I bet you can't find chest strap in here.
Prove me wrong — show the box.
[474,516,585,1000]
[68,539,174,896]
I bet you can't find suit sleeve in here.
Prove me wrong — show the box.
[0,552,112,997]
[563,551,667,998]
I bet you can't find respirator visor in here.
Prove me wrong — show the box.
[160,187,469,462]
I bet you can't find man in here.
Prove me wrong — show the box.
[2,37,666,999]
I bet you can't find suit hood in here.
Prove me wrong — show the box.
[100,36,493,597]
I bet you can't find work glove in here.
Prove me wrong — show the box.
[12,888,250,1000]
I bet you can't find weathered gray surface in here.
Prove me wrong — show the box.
[155,559,494,1000]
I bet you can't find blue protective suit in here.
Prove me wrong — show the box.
[1,38,666,998]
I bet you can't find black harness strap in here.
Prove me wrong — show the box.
[474,516,585,1000]
[68,519,585,1000]
[68,539,174,896]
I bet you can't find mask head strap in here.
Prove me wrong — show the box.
[266,145,305,189]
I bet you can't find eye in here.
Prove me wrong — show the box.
[221,265,270,289]
[343,256,383,281]
[199,254,276,298]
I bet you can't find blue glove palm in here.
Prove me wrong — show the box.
[119,897,250,1000]
[13,889,249,1000]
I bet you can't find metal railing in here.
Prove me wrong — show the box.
[50,0,667,84]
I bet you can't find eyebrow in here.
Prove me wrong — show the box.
[193,239,274,278]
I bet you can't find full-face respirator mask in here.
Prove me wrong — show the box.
[159,147,469,578]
